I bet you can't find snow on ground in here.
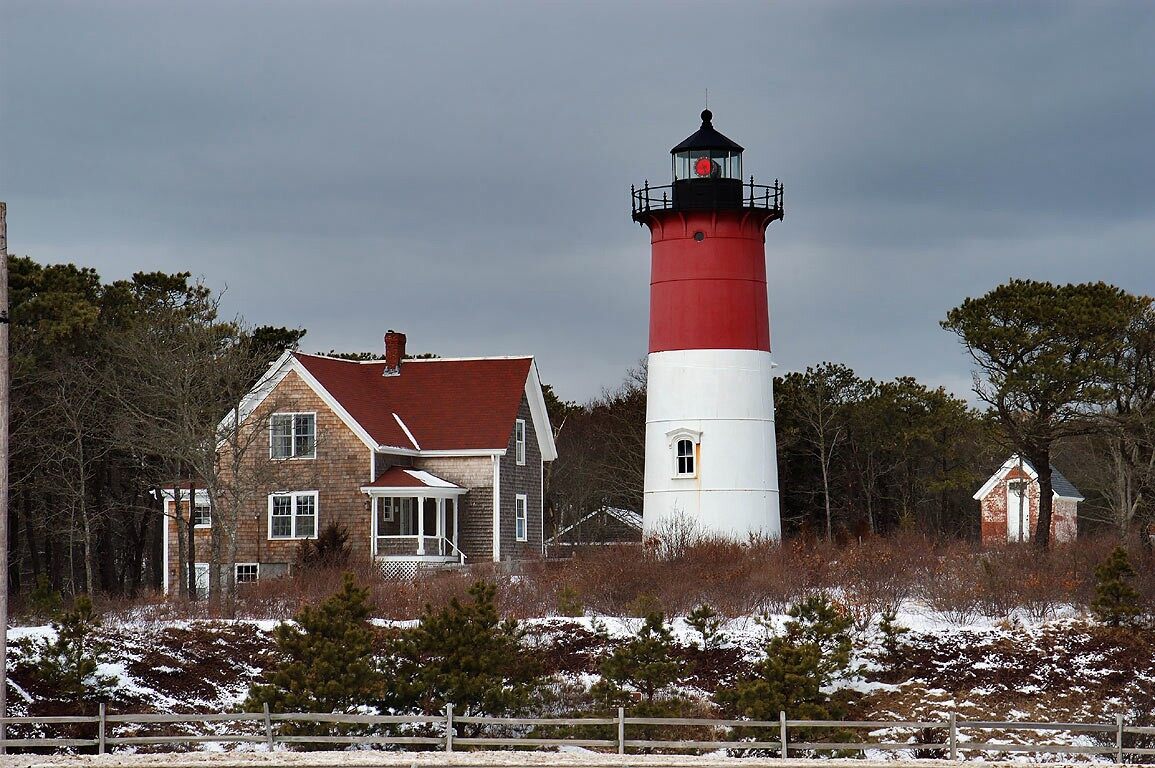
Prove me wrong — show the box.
[6,600,1154,763]
[2,753,1135,768]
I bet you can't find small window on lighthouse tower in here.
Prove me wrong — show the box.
[668,428,702,479]
[675,439,696,477]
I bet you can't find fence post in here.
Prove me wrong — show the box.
[1116,713,1124,763]
[446,703,454,753]
[618,706,625,755]
[98,702,106,755]
[779,710,787,758]
[949,712,957,761]
[262,703,273,750]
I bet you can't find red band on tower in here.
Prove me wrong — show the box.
[644,211,775,353]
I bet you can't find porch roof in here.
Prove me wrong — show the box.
[360,467,466,496]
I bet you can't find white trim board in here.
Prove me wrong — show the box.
[973,454,1085,502]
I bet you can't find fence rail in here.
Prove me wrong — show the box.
[2,704,1152,760]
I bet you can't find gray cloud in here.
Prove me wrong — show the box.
[3,0,1154,403]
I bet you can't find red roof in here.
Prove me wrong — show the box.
[363,467,461,489]
[294,353,531,452]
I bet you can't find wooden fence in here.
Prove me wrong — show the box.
[3,705,1154,761]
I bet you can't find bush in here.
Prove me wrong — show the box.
[23,574,63,623]
[686,604,726,649]
[555,586,583,617]
[384,580,541,735]
[1093,546,1143,627]
[833,533,925,631]
[294,522,352,570]
[244,572,384,743]
[716,595,857,754]
[30,594,113,702]
[878,605,908,672]
[591,611,699,749]
[592,612,684,710]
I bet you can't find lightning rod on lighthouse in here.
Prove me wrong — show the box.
[631,110,784,541]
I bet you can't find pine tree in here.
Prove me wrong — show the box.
[1093,546,1143,628]
[716,595,856,752]
[592,612,685,714]
[687,603,726,649]
[245,573,383,739]
[385,581,540,735]
[33,594,113,701]
[878,605,909,671]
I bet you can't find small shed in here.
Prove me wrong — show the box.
[973,455,1083,545]
[546,506,643,554]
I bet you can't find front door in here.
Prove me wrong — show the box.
[1007,480,1029,542]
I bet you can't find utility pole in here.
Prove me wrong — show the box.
[0,201,10,754]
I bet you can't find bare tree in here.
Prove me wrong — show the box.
[104,273,299,614]
[548,362,646,535]
[779,363,863,542]
[39,358,114,594]
[1103,302,1155,542]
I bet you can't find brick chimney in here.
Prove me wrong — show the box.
[383,330,406,376]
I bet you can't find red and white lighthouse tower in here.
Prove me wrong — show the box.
[631,110,783,540]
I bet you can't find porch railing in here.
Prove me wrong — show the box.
[375,535,466,562]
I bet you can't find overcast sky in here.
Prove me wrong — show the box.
[3,1,1154,403]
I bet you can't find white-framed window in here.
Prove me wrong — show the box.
[192,499,211,528]
[194,562,210,600]
[515,419,526,465]
[268,491,318,539]
[235,563,259,583]
[375,496,416,528]
[515,494,528,542]
[667,428,702,479]
[270,413,316,459]
[676,439,695,477]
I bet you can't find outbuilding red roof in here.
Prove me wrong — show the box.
[294,353,532,452]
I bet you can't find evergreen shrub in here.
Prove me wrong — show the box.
[384,580,541,738]
[716,594,858,755]
[1093,546,1144,627]
[244,573,383,744]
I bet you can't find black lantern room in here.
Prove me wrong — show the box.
[671,110,743,180]
[671,109,745,210]
[632,110,783,222]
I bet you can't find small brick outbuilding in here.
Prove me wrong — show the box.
[974,455,1083,545]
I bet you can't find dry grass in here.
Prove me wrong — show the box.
[66,532,1155,627]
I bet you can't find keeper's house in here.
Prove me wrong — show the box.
[161,331,556,591]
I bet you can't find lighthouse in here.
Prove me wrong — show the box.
[631,110,783,541]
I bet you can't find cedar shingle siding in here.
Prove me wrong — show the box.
[164,355,553,591]
[413,455,495,562]
[167,370,372,587]
[498,396,543,560]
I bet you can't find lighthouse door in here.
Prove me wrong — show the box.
[1007,480,1029,542]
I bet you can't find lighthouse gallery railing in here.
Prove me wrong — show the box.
[631,177,784,218]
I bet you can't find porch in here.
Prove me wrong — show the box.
[362,468,469,566]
